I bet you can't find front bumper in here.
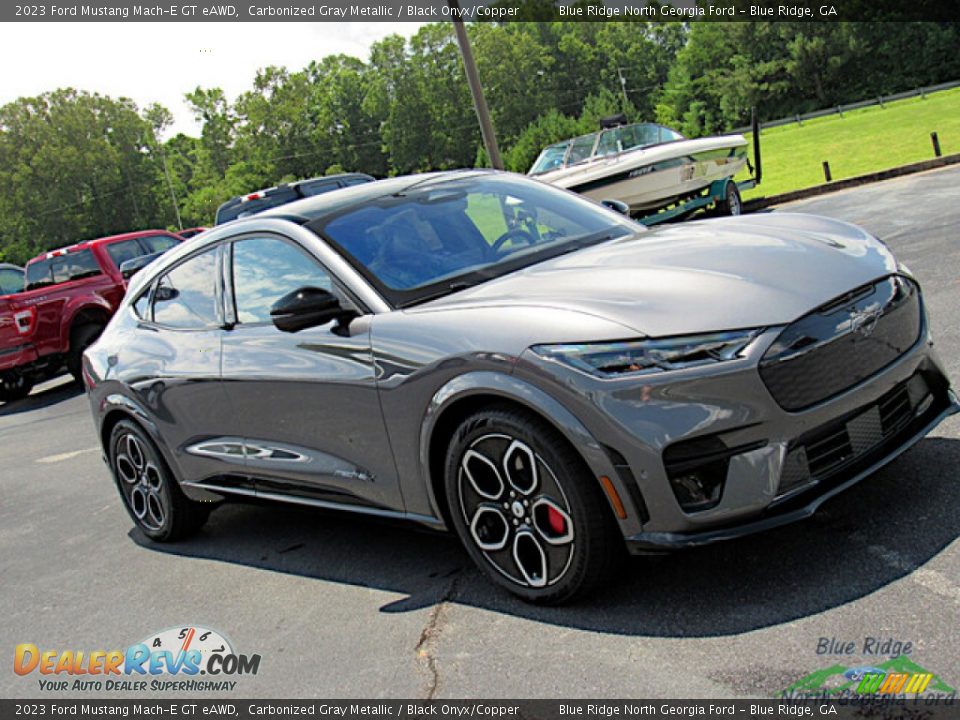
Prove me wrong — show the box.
[623,392,958,551]
[515,319,956,545]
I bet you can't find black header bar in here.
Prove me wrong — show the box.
[2,699,959,719]
[4,0,959,22]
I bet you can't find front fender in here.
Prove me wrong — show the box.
[419,370,645,537]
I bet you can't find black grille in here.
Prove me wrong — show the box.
[777,374,930,497]
[759,276,921,411]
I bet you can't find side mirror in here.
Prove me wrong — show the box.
[120,252,163,280]
[600,199,630,216]
[153,285,179,302]
[270,286,345,333]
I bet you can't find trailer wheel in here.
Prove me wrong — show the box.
[717,180,742,216]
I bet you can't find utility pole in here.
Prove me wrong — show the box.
[159,149,183,231]
[617,67,629,110]
[448,0,503,170]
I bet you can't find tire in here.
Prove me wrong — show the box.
[67,323,105,382]
[0,373,33,403]
[716,180,742,216]
[109,419,210,541]
[443,405,623,604]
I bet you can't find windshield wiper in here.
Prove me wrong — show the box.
[399,280,478,308]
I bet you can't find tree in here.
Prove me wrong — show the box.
[0,89,165,263]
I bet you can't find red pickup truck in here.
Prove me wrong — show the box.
[0,230,182,402]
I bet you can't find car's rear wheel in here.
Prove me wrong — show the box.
[444,406,622,604]
[109,419,209,541]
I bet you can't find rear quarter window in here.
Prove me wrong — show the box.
[26,250,102,290]
[25,259,54,290]
[52,250,101,284]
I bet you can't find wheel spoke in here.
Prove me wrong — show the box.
[512,530,548,588]
[462,449,505,500]
[126,435,145,471]
[531,497,574,545]
[146,492,165,528]
[116,455,138,484]
[503,440,538,496]
[130,486,148,520]
[469,505,510,551]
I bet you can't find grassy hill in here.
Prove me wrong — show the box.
[738,86,960,199]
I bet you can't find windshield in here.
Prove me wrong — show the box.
[529,143,569,175]
[314,174,638,307]
[529,123,687,174]
[595,123,685,158]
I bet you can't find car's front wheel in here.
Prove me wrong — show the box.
[109,419,210,541]
[444,406,622,604]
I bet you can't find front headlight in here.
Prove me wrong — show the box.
[532,329,761,378]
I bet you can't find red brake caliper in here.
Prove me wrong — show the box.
[547,505,566,535]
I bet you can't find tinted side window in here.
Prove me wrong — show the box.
[299,181,340,197]
[231,237,334,324]
[51,250,101,284]
[152,249,219,329]
[105,239,146,268]
[0,268,23,295]
[215,189,299,225]
[25,260,54,290]
[142,235,178,254]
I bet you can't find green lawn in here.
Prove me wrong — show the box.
[737,86,960,199]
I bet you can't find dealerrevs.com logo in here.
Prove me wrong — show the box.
[14,626,261,692]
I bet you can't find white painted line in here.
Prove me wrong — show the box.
[36,447,99,464]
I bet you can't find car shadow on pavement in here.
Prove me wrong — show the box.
[132,434,960,638]
[0,378,82,417]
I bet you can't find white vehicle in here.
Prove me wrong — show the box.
[529,121,749,215]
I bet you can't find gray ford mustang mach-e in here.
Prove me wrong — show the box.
[83,170,958,604]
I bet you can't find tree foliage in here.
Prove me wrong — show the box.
[1,22,958,264]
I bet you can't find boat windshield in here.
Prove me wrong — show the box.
[529,123,686,175]
[528,142,568,175]
[595,123,685,158]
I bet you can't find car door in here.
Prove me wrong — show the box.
[131,244,239,488]
[219,233,401,511]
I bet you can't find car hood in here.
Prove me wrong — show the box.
[415,213,900,337]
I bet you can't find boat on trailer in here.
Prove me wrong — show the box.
[528,118,750,217]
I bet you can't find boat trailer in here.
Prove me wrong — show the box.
[637,108,763,227]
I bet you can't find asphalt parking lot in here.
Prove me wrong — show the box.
[2,166,958,700]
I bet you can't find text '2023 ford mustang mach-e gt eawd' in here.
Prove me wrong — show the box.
[83,170,958,604]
